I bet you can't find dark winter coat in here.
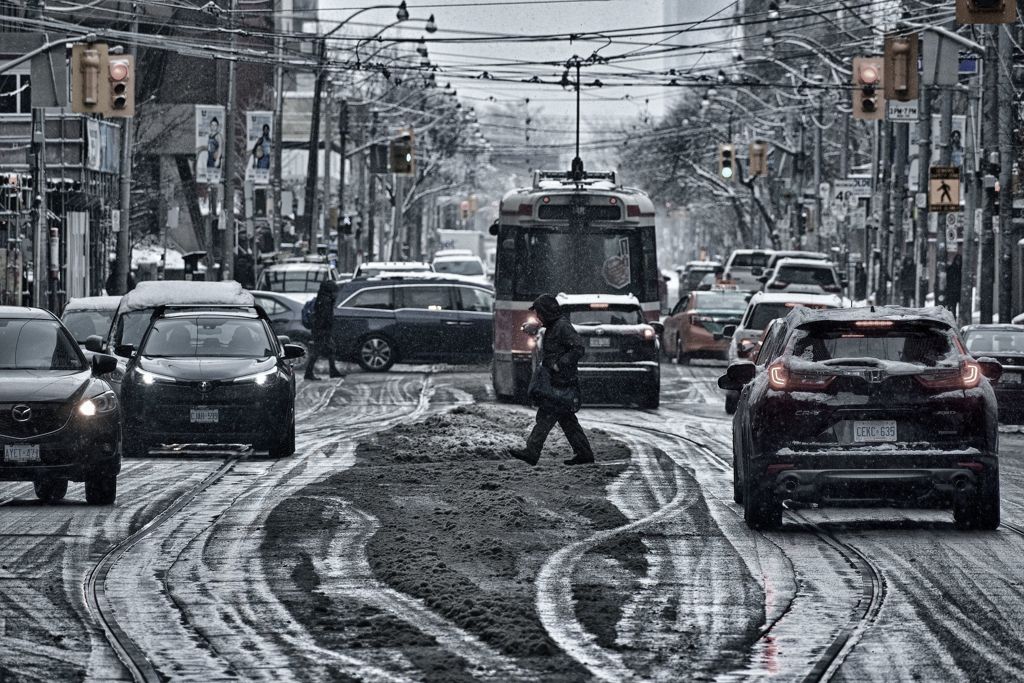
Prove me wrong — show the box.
[530,295,585,386]
[311,281,336,342]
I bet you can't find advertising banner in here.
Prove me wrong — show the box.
[245,111,273,185]
[195,104,226,185]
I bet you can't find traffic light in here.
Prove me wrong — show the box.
[884,34,918,102]
[852,57,885,121]
[718,143,735,180]
[71,43,109,115]
[748,141,768,177]
[956,0,1016,24]
[390,130,415,175]
[106,55,135,117]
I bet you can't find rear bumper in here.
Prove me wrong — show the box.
[683,327,729,354]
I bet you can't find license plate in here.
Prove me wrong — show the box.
[853,420,898,443]
[5,444,40,463]
[1003,373,1022,384]
[190,408,219,424]
[590,338,611,348]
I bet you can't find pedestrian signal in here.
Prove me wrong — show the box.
[71,43,109,114]
[390,130,415,175]
[884,34,918,102]
[748,141,768,178]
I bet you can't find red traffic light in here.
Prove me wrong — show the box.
[858,64,880,85]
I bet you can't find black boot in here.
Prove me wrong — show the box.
[508,447,539,466]
[328,365,343,378]
[563,454,595,466]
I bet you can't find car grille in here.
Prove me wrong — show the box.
[138,382,271,432]
[0,403,73,438]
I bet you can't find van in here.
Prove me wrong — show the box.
[723,249,775,292]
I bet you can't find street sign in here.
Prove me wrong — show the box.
[887,100,918,122]
[959,51,979,75]
[833,177,872,208]
[929,166,960,212]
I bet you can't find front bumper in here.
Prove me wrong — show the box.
[0,413,121,481]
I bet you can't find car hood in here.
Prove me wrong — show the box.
[138,357,277,381]
[0,370,92,403]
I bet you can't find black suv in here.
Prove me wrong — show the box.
[0,307,121,504]
[721,306,1001,530]
[332,275,494,372]
[118,305,305,457]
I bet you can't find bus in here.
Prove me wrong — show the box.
[490,169,660,400]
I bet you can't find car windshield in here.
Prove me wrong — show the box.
[63,309,115,342]
[965,329,1024,354]
[565,305,644,325]
[260,269,328,293]
[776,266,837,286]
[0,319,85,371]
[433,259,485,276]
[694,292,748,311]
[141,317,273,358]
[792,325,956,366]
[730,253,772,269]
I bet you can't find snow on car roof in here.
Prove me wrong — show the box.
[556,293,641,307]
[262,263,331,272]
[432,254,483,263]
[64,295,122,312]
[773,257,837,268]
[787,305,956,328]
[748,292,844,306]
[359,261,431,269]
[118,280,254,312]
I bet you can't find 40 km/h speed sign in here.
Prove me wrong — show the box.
[833,177,872,209]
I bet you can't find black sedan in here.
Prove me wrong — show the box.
[962,324,1024,422]
[118,306,305,457]
[721,306,1001,530]
[0,307,121,504]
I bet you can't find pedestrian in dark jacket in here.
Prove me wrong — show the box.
[304,279,342,380]
[509,294,595,466]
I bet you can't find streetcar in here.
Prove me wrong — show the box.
[490,169,660,400]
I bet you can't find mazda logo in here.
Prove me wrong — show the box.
[11,405,31,423]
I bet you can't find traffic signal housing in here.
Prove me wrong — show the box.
[748,141,768,177]
[718,143,735,181]
[852,56,885,121]
[71,43,109,115]
[884,34,918,102]
[106,54,135,117]
[390,130,415,175]
[956,0,1016,24]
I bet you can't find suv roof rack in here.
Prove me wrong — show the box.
[533,169,616,188]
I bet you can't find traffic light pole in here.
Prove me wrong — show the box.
[337,99,349,271]
[114,1,138,295]
[915,85,931,307]
[997,21,1015,322]
[979,25,998,324]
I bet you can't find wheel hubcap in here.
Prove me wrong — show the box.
[361,338,391,369]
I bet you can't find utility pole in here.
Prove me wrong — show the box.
[893,122,909,304]
[997,22,1015,322]
[303,40,325,251]
[220,0,238,281]
[368,111,378,261]
[960,74,982,326]
[879,120,893,304]
[337,99,349,270]
[272,0,284,249]
[113,1,138,295]
[321,84,333,251]
[979,25,998,323]
[915,85,932,307]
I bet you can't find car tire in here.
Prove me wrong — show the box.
[676,340,690,366]
[356,334,396,372]
[641,385,660,409]
[85,473,117,505]
[269,418,296,458]
[954,471,1000,530]
[743,472,781,530]
[34,478,68,503]
[725,393,738,415]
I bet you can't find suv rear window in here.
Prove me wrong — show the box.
[729,253,772,269]
[565,305,643,325]
[776,265,837,287]
[791,325,955,366]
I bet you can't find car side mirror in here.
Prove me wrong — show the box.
[650,321,664,335]
[521,321,541,336]
[91,353,118,375]
[114,344,135,358]
[718,360,756,391]
[277,335,292,346]
[283,343,306,360]
[85,335,105,353]
[722,324,737,338]
[977,357,1003,382]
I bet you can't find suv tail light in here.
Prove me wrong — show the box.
[690,314,713,328]
[767,360,835,392]
[916,360,981,391]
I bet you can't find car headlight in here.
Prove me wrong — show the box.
[135,368,177,385]
[79,390,118,416]
[233,368,278,386]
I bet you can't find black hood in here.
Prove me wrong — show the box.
[530,294,562,324]
[0,370,92,403]
[138,356,276,382]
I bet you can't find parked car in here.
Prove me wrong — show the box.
[255,262,339,294]
[764,250,829,272]
[331,276,494,371]
[662,289,749,364]
[721,293,844,413]
[86,280,256,394]
[527,294,661,408]
[760,258,843,295]
[118,305,304,457]
[679,260,722,293]
[962,324,1024,422]
[721,305,1002,530]
[723,249,775,291]
[61,295,121,346]
[431,252,489,284]
[250,290,314,355]
[353,261,433,279]
[0,307,121,504]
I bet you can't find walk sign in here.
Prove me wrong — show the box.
[929,166,960,212]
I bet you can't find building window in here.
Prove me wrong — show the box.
[0,74,31,114]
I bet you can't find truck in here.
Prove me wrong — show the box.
[435,229,486,258]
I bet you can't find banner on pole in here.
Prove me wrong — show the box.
[195,105,226,185]
[245,111,273,186]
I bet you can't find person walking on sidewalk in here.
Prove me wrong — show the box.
[509,294,595,466]
[304,279,342,380]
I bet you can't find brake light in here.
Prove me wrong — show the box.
[767,360,835,392]
[517,203,533,216]
[854,320,894,328]
[915,360,981,391]
[627,205,640,217]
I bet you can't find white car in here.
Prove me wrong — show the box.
[723,249,775,292]
[354,261,433,279]
[431,253,489,284]
[761,258,843,295]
